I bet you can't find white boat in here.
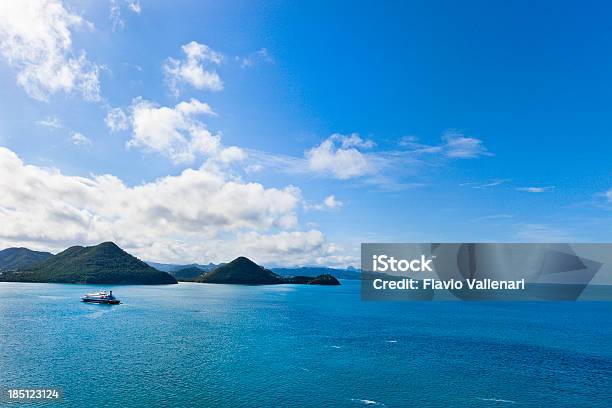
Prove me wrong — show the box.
[81,290,120,304]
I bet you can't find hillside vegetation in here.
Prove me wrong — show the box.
[0,248,53,271]
[0,242,177,285]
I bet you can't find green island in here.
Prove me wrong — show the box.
[0,242,177,285]
[0,242,340,286]
[0,247,53,271]
[197,256,340,285]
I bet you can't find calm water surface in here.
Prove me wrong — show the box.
[0,281,611,407]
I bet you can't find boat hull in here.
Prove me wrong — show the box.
[82,298,120,304]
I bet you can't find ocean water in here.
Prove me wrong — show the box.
[0,281,611,407]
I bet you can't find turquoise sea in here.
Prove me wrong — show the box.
[0,281,611,407]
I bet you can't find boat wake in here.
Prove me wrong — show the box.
[84,309,112,319]
[477,397,516,404]
[37,295,66,300]
[350,398,386,406]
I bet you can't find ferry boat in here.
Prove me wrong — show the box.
[81,290,120,305]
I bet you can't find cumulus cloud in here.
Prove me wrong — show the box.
[108,97,244,165]
[305,195,343,211]
[306,133,374,179]
[245,164,264,174]
[0,147,351,266]
[126,97,243,164]
[230,230,353,266]
[0,0,100,101]
[247,130,491,189]
[219,146,246,163]
[323,195,343,209]
[337,133,375,149]
[70,131,91,147]
[163,41,223,96]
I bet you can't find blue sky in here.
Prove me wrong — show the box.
[0,0,611,266]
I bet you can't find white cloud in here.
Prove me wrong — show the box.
[36,115,62,129]
[324,195,343,209]
[607,189,612,202]
[402,130,491,159]
[461,179,510,189]
[473,214,513,222]
[245,163,264,174]
[306,133,374,179]
[127,1,141,14]
[0,147,353,266]
[71,132,91,147]
[109,0,123,30]
[247,130,490,189]
[105,107,129,132]
[305,195,344,211]
[110,0,141,30]
[441,130,491,158]
[478,179,508,188]
[337,133,375,149]
[516,186,555,193]
[0,0,100,101]
[126,97,244,164]
[230,230,353,266]
[219,146,246,163]
[37,115,94,148]
[239,48,273,68]
[163,41,223,96]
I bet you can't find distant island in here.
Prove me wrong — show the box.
[271,266,360,281]
[196,256,340,285]
[0,243,341,286]
[172,266,210,281]
[0,242,177,285]
[0,247,53,271]
[147,261,221,274]
[151,262,358,281]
